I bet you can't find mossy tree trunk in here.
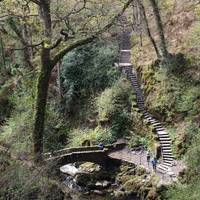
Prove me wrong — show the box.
[33,48,52,162]
[149,0,169,61]
[33,0,52,162]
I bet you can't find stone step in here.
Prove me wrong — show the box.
[163,153,173,157]
[151,122,162,125]
[160,140,171,144]
[163,162,173,167]
[163,151,173,155]
[137,99,144,102]
[159,137,171,141]
[156,128,165,131]
[161,146,172,150]
[119,63,132,67]
[158,134,170,137]
[162,146,172,150]
[163,156,174,161]
[133,85,139,89]
[149,119,158,123]
[157,131,167,135]
[144,115,153,119]
[154,125,164,129]
[152,124,162,128]
[163,159,173,164]
[129,75,136,78]
[163,152,174,156]
[130,78,137,81]
[120,50,131,52]
[161,143,171,147]
[157,164,169,171]
[162,150,173,154]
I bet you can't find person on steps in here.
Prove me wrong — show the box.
[146,151,151,167]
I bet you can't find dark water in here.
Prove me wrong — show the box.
[63,177,138,200]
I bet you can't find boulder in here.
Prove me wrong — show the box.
[60,164,82,176]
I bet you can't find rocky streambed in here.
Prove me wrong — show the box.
[60,162,163,200]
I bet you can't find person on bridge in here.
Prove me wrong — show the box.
[98,142,104,150]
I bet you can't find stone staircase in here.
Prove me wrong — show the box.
[118,30,175,176]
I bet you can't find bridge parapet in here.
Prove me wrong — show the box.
[43,142,126,159]
[44,142,126,168]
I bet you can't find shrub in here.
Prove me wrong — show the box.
[96,78,133,140]
[60,40,120,115]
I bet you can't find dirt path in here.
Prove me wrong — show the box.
[108,147,186,185]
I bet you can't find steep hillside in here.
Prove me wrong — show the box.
[131,0,200,199]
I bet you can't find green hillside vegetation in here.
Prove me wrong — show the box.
[0,0,200,199]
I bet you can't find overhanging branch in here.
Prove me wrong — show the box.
[52,0,133,67]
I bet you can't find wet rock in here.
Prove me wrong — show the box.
[95,181,103,189]
[102,180,111,188]
[60,164,82,176]
[93,190,104,195]
[95,180,111,189]
[74,173,91,187]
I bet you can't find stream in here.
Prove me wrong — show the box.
[60,163,139,200]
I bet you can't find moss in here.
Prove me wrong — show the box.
[123,176,143,193]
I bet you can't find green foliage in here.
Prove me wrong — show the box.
[68,126,114,146]
[68,128,96,147]
[0,77,35,155]
[176,86,200,115]
[96,78,132,121]
[0,75,69,154]
[170,122,200,157]
[0,157,64,200]
[96,78,133,140]
[163,180,200,200]
[43,103,69,152]
[185,130,200,174]
[128,135,148,148]
[144,66,200,122]
[60,40,120,115]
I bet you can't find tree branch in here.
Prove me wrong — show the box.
[30,0,41,5]
[52,0,133,67]
[9,42,43,51]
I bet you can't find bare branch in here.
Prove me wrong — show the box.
[9,42,43,51]
[30,0,41,5]
[52,0,134,67]
[48,38,62,50]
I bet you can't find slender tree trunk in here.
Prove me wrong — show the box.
[33,48,52,162]
[57,61,63,100]
[22,24,34,69]
[138,0,161,59]
[0,35,6,68]
[7,18,34,69]
[149,0,169,60]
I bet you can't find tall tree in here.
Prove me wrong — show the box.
[0,0,134,162]
[136,0,161,59]
[149,0,169,61]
